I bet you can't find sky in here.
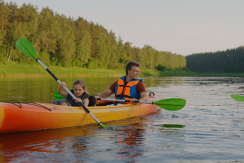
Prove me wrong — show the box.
[3,0,244,56]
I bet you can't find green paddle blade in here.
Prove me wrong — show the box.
[53,91,66,100]
[153,98,186,111]
[231,94,244,102]
[16,38,38,60]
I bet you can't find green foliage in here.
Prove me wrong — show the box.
[0,1,187,71]
[157,64,166,71]
[182,67,189,71]
[186,46,244,73]
[0,54,8,64]
[117,37,127,64]
[0,63,196,77]
[0,29,6,45]
[72,59,83,67]
[38,7,59,55]
[167,68,173,71]
[76,31,91,65]
[94,33,111,68]
[39,52,50,65]
[86,58,99,69]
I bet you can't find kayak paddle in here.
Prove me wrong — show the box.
[97,98,186,111]
[53,91,66,100]
[16,38,108,129]
[231,94,244,102]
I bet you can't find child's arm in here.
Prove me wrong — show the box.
[75,98,89,108]
[57,82,68,98]
[83,98,89,108]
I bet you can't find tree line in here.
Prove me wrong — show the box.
[0,0,186,70]
[186,46,244,73]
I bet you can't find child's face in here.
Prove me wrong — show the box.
[73,84,85,97]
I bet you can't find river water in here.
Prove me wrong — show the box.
[0,76,244,163]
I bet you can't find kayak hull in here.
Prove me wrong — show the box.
[0,94,163,133]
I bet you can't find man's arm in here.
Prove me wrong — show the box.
[99,89,113,98]
[136,81,148,101]
[97,80,117,99]
[139,92,148,101]
[130,91,148,104]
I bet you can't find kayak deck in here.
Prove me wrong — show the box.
[0,94,163,133]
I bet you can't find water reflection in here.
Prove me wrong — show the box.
[0,110,164,162]
[156,124,185,129]
[0,125,101,162]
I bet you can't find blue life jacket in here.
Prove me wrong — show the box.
[114,76,142,101]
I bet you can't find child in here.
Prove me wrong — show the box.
[52,79,89,107]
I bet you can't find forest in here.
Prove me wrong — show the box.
[186,46,244,73]
[0,0,186,70]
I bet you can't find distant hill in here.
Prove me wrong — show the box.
[185,46,244,73]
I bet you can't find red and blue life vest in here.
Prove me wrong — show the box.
[114,76,142,101]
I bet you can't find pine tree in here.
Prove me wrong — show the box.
[94,33,111,68]
[0,0,9,31]
[38,7,59,55]
[76,30,92,66]
[55,14,76,67]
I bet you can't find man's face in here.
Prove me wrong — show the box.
[128,66,140,79]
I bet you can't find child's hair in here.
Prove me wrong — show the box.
[73,79,86,90]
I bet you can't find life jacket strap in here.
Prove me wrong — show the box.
[116,84,131,100]
[115,94,134,99]
[118,85,131,87]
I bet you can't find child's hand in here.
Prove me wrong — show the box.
[60,82,67,88]
[57,82,69,98]
[75,98,82,103]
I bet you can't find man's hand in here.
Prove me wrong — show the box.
[130,98,138,104]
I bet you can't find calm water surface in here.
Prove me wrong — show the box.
[0,76,244,163]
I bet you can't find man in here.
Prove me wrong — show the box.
[98,61,148,103]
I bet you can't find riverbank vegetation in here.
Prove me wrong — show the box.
[0,0,186,72]
[186,46,244,73]
[2,62,244,78]
[0,63,196,78]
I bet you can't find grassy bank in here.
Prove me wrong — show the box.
[0,63,197,78]
[139,68,197,76]
[2,63,243,78]
[0,63,125,78]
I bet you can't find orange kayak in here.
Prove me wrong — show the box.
[0,94,163,134]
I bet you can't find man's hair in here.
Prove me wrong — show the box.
[73,79,86,90]
[126,61,140,75]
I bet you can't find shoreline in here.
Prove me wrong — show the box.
[0,63,195,78]
[0,73,123,78]
[1,63,244,78]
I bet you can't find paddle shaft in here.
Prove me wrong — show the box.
[97,98,152,104]
[36,58,103,126]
